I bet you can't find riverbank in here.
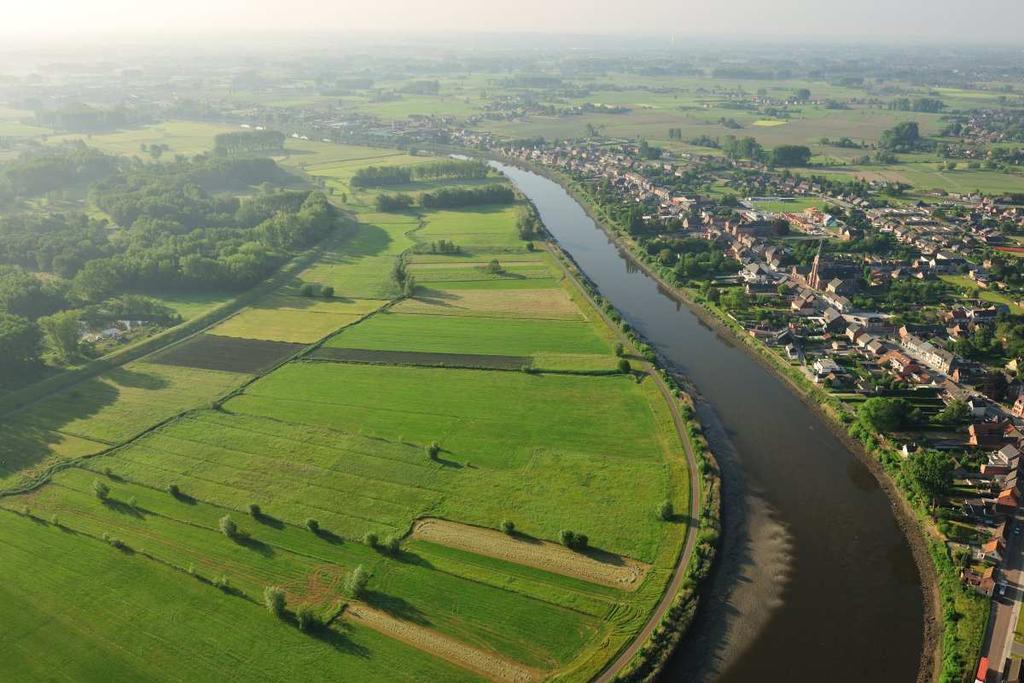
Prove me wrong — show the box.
[541,235,721,683]
[508,157,944,683]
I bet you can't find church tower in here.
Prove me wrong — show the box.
[809,240,824,289]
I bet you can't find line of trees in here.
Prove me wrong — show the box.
[411,159,489,181]
[213,130,286,156]
[420,184,515,209]
[350,165,412,188]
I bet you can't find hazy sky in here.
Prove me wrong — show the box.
[4,0,1024,44]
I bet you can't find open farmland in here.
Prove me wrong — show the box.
[46,120,238,157]
[0,146,694,683]
[149,335,305,373]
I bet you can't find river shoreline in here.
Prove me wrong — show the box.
[505,157,941,683]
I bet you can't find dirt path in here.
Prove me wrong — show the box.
[411,518,649,590]
[345,602,542,683]
[542,242,703,682]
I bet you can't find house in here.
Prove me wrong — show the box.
[882,350,919,375]
[1009,393,1024,420]
[969,422,1008,449]
[865,339,887,356]
[903,334,957,374]
[791,294,817,315]
[982,444,1021,476]
[996,486,1020,513]
[961,566,997,596]
[979,536,1005,564]
[822,307,846,334]
[813,358,843,377]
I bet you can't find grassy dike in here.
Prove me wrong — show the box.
[505,157,974,683]
[514,189,722,682]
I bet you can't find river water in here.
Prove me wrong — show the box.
[493,161,924,682]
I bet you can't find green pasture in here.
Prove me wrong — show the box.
[324,310,611,357]
[0,510,481,683]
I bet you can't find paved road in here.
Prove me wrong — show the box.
[547,244,704,683]
[982,515,1023,681]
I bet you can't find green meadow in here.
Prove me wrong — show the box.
[0,143,693,683]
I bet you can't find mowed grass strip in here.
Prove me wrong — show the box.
[209,308,367,344]
[324,311,611,357]
[411,518,649,590]
[392,288,584,321]
[309,347,532,371]
[345,603,541,683]
[149,335,304,374]
[226,363,672,560]
[0,510,484,683]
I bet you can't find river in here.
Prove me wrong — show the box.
[492,161,925,682]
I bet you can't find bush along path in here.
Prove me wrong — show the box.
[545,242,721,683]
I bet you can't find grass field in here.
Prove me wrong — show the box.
[325,311,612,357]
[0,148,692,683]
[0,363,246,488]
[940,275,1024,314]
[46,121,237,157]
[0,509,484,683]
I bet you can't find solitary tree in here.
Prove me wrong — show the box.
[93,479,110,501]
[658,500,674,521]
[618,358,632,374]
[382,535,401,556]
[363,531,379,547]
[560,530,589,551]
[322,286,335,298]
[263,585,286,617]
[167,483,181,498]
[344,564,370,598]
[501,520,516,535]
[296,607,321,632]
[248,503,262,518]
[219,515,238,538]
[427,442,441,460]
[306,518,320,533]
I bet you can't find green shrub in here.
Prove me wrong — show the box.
[322,286,334,298]
[296,606,322,632]
[427,441,441,460]
[382,535,401,556]
[617,358,632,374]
[559,529,589,551]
